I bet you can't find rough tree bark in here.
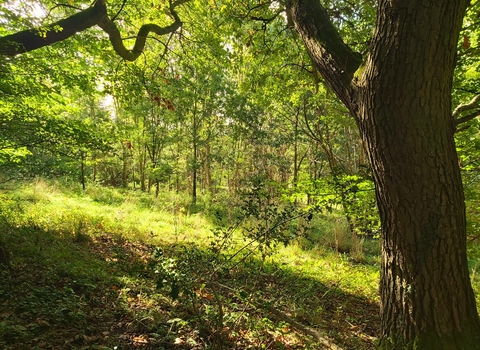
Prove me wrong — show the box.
[289,0,480,348]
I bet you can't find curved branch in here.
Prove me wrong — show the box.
[97,9,182,61]
[0,0,107,56]
[0,0,189,60]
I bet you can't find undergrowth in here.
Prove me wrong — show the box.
[1,179,477,349]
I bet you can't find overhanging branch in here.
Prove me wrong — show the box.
[0,0,188,61]
[455,110,480,127]
[0,0,107,56]
[453,93,480,128]
[453,93,480,118]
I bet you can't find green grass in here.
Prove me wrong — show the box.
[2,179,212,245]
[0,179,478,349]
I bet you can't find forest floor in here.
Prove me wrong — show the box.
[0,227,380,349]
[0,180,403,349]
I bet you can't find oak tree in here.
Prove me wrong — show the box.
[287,0,480,348]
[1,0,480,348]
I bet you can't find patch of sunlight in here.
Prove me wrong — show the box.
[4,180,215,249]
[275,242,380,301]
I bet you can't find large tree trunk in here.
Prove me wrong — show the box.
[289,0,480,348]
[358,1,480,347]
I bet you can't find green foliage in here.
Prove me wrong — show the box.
[0,50,115,183]
[237,177,316,257]
[1,0,480,347]
[299,173,380,236]
[2,179,480,348]
[151,247,198,301]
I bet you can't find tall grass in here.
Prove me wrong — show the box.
[0,179,384,296]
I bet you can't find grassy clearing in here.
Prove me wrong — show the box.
[0,179,477,349]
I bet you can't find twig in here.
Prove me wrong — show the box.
[467,234,480,244]
[111,0,127,21]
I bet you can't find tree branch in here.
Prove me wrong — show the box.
[455,110,480,127]
[0,0,107,56]
[452,93,480,128]
[97,7,182,61]
[242,2,271,19]
[250,8,285,24]
[111,0,128,21]
[287,0,362,110]
[0,0,189,61]
[453,93,480,118]
[45,4,84,20]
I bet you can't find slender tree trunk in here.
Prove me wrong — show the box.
[80,150,86,191]
[204,143,213,194]
[122,143,128,188]
[293,110,299,188]
[192,138,197,206]
[93,159,97,182]
[140,145,147,192]
[192,97,198,206]
[176,138,181,194]
[132,161,135,189]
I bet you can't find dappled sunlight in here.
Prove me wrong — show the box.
[0,180,382,349]
[1,0,479,347]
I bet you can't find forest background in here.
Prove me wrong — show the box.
[0,0,480,349]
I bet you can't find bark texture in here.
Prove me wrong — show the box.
[288,0,480,348]
[358,1,480,347]
[288,0,361,109]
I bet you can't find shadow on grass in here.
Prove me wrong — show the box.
[0,220,379,350]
